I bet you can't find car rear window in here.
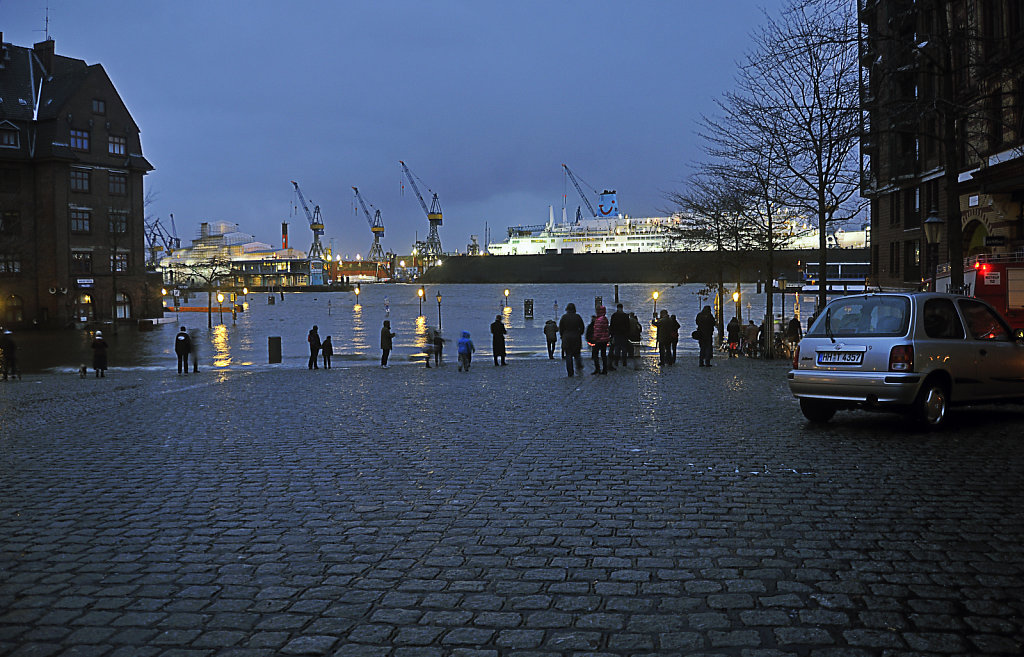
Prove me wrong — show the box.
[807,296,910,337]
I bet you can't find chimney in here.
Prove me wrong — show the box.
[282,222,289,249]
[33,39,55,73]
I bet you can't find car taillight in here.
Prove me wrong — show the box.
[792,344,800,369]
[889,345,913,372]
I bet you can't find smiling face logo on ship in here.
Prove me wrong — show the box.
[598,190,618,216]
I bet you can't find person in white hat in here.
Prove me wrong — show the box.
[91,330,109,378]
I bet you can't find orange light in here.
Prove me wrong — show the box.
[974,262,981,269]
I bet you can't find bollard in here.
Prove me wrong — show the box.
[524,299,534,319]
[268,336,282,364]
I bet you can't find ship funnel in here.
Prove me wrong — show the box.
[597,190,618,217]
[548,206,554,229]
[282,222,289,250]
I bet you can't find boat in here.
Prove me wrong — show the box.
[487,192,686,255]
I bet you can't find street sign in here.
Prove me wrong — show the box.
[985,235,1006,247]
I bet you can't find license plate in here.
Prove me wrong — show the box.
[817,351,863,365]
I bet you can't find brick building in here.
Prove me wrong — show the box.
[0,36,157,329]
[860,1,1024,289]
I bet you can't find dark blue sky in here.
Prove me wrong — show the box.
[4,0,789,258]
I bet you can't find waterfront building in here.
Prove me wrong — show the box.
[860,1,1024,290]
[0,36,158,328]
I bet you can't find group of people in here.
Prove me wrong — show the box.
[306,325,334,369]
[554,302,651,376]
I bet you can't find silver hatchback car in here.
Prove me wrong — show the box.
[788,292,1024,427]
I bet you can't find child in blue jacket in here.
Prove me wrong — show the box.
[457,331,475,372]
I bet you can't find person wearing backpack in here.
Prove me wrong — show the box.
[174,326,192,375]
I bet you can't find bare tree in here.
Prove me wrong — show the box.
[738,0,865,311]
[664,171,753,337]
[167,257,232,328]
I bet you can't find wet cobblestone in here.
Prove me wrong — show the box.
[1,355,1024,655]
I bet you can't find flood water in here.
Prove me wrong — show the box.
[6,283,806,374]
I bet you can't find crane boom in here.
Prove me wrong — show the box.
[352,187,385,235]
[290,180,326,260]
[562,163,597,218]
[399,161,431,217]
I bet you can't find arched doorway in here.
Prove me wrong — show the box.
[1,294,23,325]
[115,292,131,319]
[963,220,989,257]
[73,293,94,321]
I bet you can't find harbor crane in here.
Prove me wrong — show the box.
[352,186,386,262]
[399,160,443,261]
[291,180,327,260]
[144,213,181,268]
[562,163,597,218]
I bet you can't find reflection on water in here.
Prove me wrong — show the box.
[10,283,790,373]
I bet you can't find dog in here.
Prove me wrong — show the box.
[79,364,88,379]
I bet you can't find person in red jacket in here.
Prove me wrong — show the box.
[591,305,612,375]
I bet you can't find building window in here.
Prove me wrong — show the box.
[0,253,21,273]
[889,191,901,227]
[115,292,131,319]
[110,251,128,272]
[903,186,920,230]
[903,240,921,282]
[108,135,126,156]
[70,129,90,151]
[70,170,90,193]
[108,211,128,234]
[108,172,127,195]
[92,99,106,115]
[0,127,19,149]
[0,211,19,235]
[889,241,900,276]
[70,209,92,233]
[71,250,92,274]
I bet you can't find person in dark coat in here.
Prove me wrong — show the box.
[432,328,444,366]
[490,314,507,366]
[543,319,558,359]
[696,305,717,367]
[669,314,680,363]
[91,330,109,378]
[321,336,333,369]
[380,320,394,368]
[609,303,630,367]
[558,302,585,377]
[174,326,192,374]
[0,329,18,381]
[655,310,679,366]
[307,325,321,370]
[628,312,642,366]
[726,317,742,358]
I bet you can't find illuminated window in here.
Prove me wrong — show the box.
[71,250,92,274]
[108,135,126,156]
[110,252,129,272]
[70,129,89,151]
[0,253,21,273]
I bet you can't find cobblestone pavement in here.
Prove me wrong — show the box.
[1,355,1023,656]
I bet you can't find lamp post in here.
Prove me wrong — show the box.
[503,288,510,309]
[242,286,248,304]
[652,290,659,318]
[923,209,945,292]
[777,274,788,322]
[216,292,224,324]
[418,286,425,316]
[732,288,741,321]
[354,284,361,307]
[436,291,443,333]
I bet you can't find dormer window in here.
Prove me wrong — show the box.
[0,122,18,149]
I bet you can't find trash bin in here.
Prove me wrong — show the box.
[268,336,282,364]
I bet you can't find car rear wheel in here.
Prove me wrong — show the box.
[913,380,948,428]
[800,398,836,424]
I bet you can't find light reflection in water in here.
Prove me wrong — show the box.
[212,324,231,367]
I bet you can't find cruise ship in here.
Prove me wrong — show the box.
[487,191,688,255]
[486,190,868,255]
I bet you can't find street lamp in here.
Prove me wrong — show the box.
[732,288,741,321]
[923,209,945,292]
[652,290,659,318]
[242,286,248,304]
[436,291,443,333]
[216,292,224,324]
[503,288,510,309]
[418,286,425,316]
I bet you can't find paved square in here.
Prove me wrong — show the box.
[2,357,1023,655]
